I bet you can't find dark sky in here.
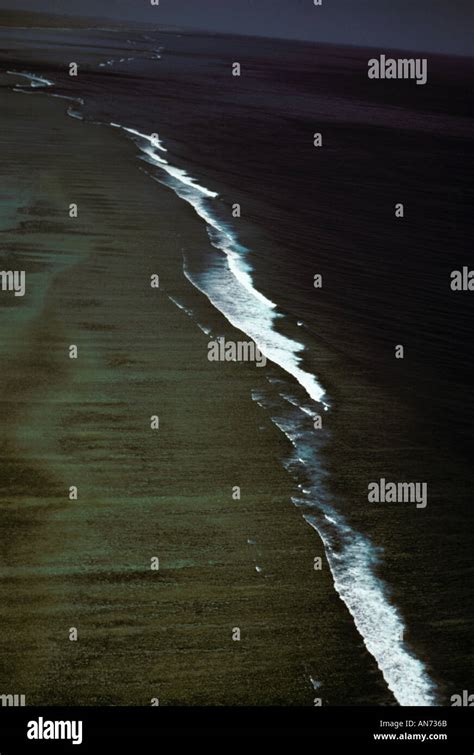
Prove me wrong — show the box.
[3,0,473,55]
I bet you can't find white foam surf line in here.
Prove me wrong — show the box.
[66,109,84,121]
[112,125,327,406]
[183,256,328,406]
[110,123,168,153]
[6,71,54,88]
[7,71,86,121]
[111,124,277,307]
[168,296,212,335]
[301,508,438,705]
[50,93,85,105]
[275,406,438,705]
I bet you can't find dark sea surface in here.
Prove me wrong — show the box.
[0,26,472,705]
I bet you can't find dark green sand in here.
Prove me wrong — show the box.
[0,82,391,705]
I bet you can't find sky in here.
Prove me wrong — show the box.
[2,0,473,56]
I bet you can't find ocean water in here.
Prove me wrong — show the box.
[1,26,472,705]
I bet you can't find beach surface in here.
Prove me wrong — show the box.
[0,19,471,708]
[0,80,391,705]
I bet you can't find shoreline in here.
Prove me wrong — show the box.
[0,80,393,705]
[1,21,470,699]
